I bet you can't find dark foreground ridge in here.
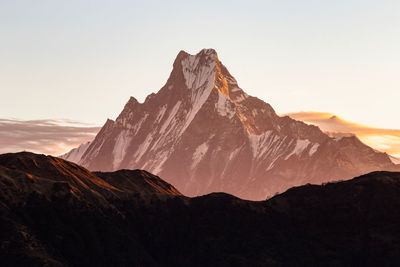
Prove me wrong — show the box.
[1,152,400,266]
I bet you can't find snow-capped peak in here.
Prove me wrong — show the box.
[62,48,396,200]
[181,50,217,90]
[178,49,249,120]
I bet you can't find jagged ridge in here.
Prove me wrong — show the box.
[62,49,395,200]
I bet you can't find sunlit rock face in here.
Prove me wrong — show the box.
[62,49,395,200]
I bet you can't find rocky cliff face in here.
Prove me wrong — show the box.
[62,49,395,200]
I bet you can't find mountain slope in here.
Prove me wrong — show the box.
[2,152,400,266]
[63,49,395,200]
[0,152,181,204]
[95,169,182,198]
[59,141,91,164]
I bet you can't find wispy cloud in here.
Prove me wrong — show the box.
[286,112,400,158]
[2,114,400,160]
[0,118,100,156]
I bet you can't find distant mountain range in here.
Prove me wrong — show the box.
[62,49,398,200]
[286,111,400,161]
[2,152,400,266]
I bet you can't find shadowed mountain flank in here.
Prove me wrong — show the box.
[1,152,400,266]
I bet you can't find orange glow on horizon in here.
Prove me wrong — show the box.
[286,111,400,159]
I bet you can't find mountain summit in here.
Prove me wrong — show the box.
[62,49,396,200]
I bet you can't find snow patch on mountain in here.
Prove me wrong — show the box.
[182,52,216,91]
[216,92,235,118]
[180,82,214,136]
[112,130,132,169]
[233,92,248,103]
[231,86,241,92]
[285,139,311,159]
[160,101,182,134]
[60,141,90,163]
[229,146,242,161]
[309,143,320,156]
[248,131,274,157]
[148,152,169,174]
[191,142,209,169]
[131,114,149,134]
[134,134,153,162]
[155,105,168,123]
[182,56,200,88]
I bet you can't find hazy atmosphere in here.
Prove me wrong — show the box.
[1,0,399,156]
[1,1,400,125]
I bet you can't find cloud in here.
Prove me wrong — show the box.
[0,118,100,156]
[286,111,400,158]
[2,113,400,161]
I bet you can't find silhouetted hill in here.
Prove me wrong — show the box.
[1,152,400,266]
[95,169,182,199]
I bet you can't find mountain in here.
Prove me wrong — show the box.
[389,155,400,165]
[0,152,181,205]
[286,111,400,163]
[95,169,181,198]
[0,152,182,266]
[62,48,396,200]
[60,141,91,164]
[2,152,400,266]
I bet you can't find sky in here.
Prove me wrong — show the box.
[0,0,399,155]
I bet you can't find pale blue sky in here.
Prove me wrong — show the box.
[1,0,399,128]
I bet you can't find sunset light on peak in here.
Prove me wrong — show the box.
[287,111,400,158]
